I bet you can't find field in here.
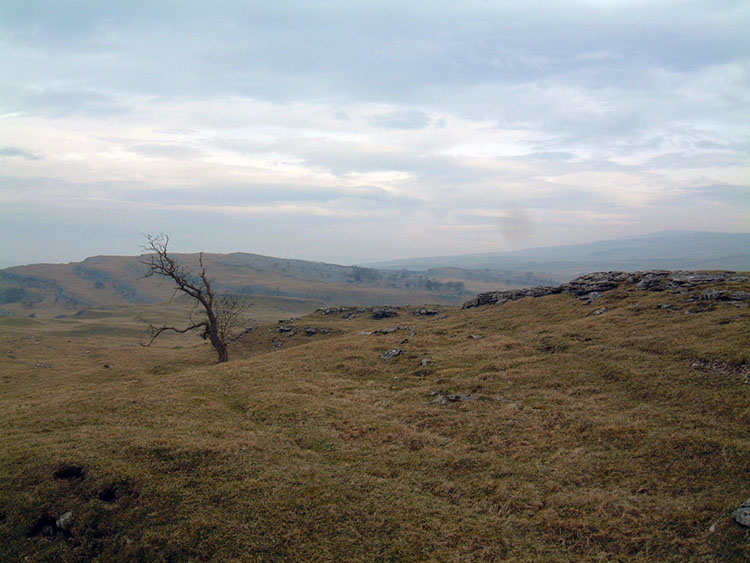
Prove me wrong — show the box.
[1,277,749,561]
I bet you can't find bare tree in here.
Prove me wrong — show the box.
[139,234,247,363]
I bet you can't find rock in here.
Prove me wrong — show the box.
[463,269,749,309]
[56,511,73,531]
[415,308,439,316]
[427,392,477,405]
[702,289,750,302]
[277,324,293,333]
[732,499,750,527]
[380,348,403,360]
[372,308,399,319]
[421,358,430,367]
[592,308,607,315]
[581,291,602,304]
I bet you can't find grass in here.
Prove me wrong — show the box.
[0,277,748,561]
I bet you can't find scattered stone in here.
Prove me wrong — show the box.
[468,334,484,340]
[691,359,750,384]
[271,340,283,349]
[372,307,399,319]
[277,324,293,333]
[380,348,403,360]
[732,499,750,527]
[370,325,414,335]
[592,308,607,315]
[656,303,674,310]
[421,358,431,367]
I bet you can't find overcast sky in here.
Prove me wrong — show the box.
[1,1,748,265]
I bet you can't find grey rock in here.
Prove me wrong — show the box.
[372,307,399,319]
[56,511,73,531]
[380,348,403,360]
[592,308,607,315]
[427,392,477,405]
[463,269,749,309]
[415,308,439,316]
[581,291,603,303]
[277,324,293,333]
[732,499,750,527]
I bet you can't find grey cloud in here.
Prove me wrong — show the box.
[7,88,129,118]
[0,147,41,160]
[3,1,747,105]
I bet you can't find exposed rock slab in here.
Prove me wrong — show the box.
[463,270,749,309]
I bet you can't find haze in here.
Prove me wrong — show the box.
[1,1,748,266]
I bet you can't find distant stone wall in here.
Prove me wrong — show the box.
[462,270,750,309]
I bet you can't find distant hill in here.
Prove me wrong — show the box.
[366,231,750,277]
[0,252,492,318]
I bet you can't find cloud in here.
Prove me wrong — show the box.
[0,147,41,160]
[0,1,748,263]
[370,109,431,130]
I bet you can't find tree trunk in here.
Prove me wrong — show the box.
[207,323,229,363]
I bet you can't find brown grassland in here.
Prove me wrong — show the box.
[1,277,749,561]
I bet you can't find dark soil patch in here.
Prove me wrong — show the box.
[27,513,69,539]
[54,464,85,481]
[98,485,118,503]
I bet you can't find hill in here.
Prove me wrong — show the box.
[1,270,748,560]
[0,253,481,319]
[367,231,750,277]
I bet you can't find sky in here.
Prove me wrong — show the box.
[1,1,749,266]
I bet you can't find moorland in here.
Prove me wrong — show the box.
[1,267,748,561]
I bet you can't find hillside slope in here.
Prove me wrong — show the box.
[1,271,748,560]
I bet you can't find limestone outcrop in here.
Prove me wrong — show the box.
[462,270,750,309]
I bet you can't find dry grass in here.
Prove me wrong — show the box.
[1,277,749,561]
